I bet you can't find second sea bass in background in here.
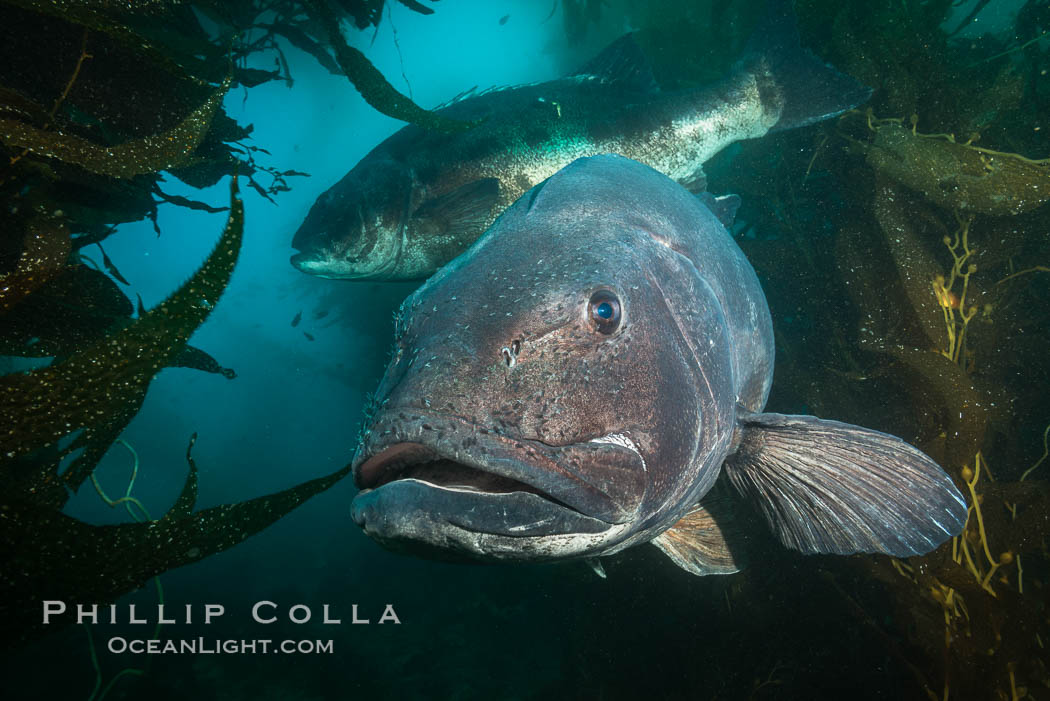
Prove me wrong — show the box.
[290,0,870,281]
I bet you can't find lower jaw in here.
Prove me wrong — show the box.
[350,479,615,550]
[290,251,366,279]
[291,262,361,280]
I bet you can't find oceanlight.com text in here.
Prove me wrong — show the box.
[107,637,335,655]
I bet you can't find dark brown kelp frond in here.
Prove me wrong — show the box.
[394,0,435,15]
[173,344,237,379]
[0,212,71,314]
[0,436,351,652]
[1,0,216,86]
[866,121,1050,216]
[0,265,130,358]
[0,177,243,504]
[0,85,50,123]
[306,0,479,133]
[0,76,231,179]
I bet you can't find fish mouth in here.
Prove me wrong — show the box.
[350,411,647,544]
[358,444,560,501]
[290,248,385,280]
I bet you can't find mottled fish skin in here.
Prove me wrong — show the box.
[350,155,771,561]
[291,22,869,281]
[350,154,967,567]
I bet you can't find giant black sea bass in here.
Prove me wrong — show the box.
[349,154,967,575]
[290,1,871,281]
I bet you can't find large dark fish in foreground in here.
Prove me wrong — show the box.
[349,155,967,575]
[291,2,870,281]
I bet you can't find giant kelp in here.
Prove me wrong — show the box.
[0,76,232,179]
[0,178,245,502]
[0,0,463,249]
[556,2,1050,696]
[0,0,449,652]
[0,1,458,471]
[0,180,354,654]
[866,119,1050,216]
[0,440,352,651]
[834,458,1050,701]
[0,212,71,313]
[0,262,235,380]
[2,0,455,131]
[304,0,478,133]
[686,1,1050,698]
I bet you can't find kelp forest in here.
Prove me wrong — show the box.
[1,1,1048,700]
[0,0,448,655]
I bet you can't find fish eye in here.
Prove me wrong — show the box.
[588,290,621,335]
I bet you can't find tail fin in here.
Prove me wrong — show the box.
[744,0,872,132]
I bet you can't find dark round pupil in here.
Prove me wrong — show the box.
[588,290,621,335]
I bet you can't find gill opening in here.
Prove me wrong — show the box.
[383,174,416,278]
[642,269,728,504]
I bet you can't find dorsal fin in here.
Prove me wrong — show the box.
[571,33,659,94]
[432,85,479,110]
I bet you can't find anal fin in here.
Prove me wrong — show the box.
[652,493,746,576]
[723,412,967,557]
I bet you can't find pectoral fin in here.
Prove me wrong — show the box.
[679,165,707,194]
[723,412,967,557]
[411,178,500,235]
[652,493,746,576]
[697,192,741,230]
[585,557,607,579]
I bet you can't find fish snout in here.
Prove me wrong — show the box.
[290,249,331,274]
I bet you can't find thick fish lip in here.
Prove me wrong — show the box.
[290,250,340,276]
[352,410,647,525]
[350,480,616,544]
